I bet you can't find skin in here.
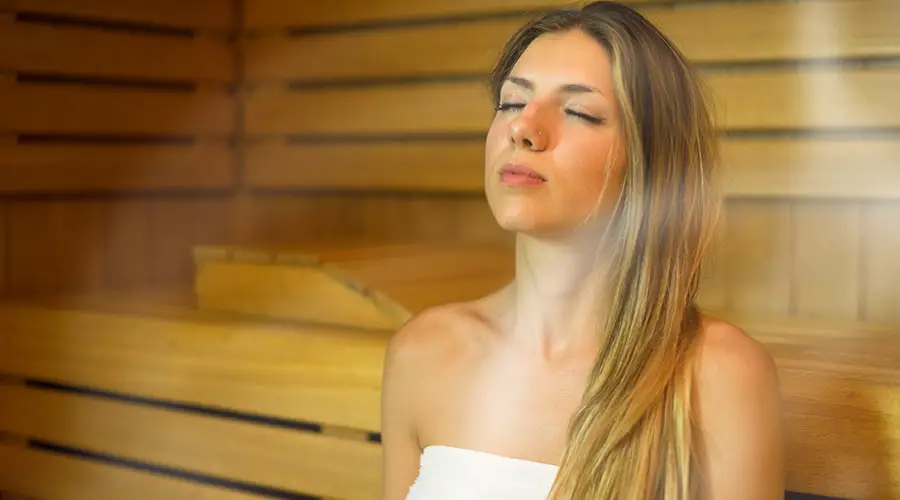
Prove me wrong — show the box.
[380,29,785,500]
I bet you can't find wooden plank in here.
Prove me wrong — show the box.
[244,1,900,82]
[862,202,900,324]
[0,383,382,499]
[2,0,233,31]
[244,69,900,135]
[0,82,234,136]
[105,200,152,289]
[710,67,900,131]
[721,138,900,200]
[245,140,485,192]
[54,200,109,293]
[148,197,234,286]
[792,202,861,320]
[0,22,233,83]
[6,201,59,294]
[245,81,492,136]
[722,200,793,316]
[777,369,900,500]
[243,0,676,30]
[0,144,235,193]
[0,201,5,296]
[193,242,514,328]
[0,442,263,500]
[0,304,388,431]
[239,192,507,244]
[244,137,900,199]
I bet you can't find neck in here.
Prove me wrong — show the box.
[507,230,614,363]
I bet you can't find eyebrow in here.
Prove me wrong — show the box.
[506,76,604,96]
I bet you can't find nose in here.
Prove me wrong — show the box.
[508,107,548,151]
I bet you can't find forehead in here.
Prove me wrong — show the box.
[507,29,614,92]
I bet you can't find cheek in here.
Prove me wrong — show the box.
[553,136,625,208]
[484,118,507,162]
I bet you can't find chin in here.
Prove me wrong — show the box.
[489,201,558,236]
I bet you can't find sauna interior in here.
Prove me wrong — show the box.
[0,0,898,499]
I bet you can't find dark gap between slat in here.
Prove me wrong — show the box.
[28,440,321,500]
[16,72,197,92]
[286,73,487,91]
[0,189,237,202]
[721,128,900,140]
[278,54,900,92]
[284,132,486,144]
[14,11,195,37]
[277,0,743,37]
[784,493,847,500]
[17,134,198,145]
[25,379,323,434]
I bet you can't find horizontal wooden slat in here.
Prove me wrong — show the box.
[0,304,388,431]
[0,82,235,136]
[243,0,674,30]
[0,383,382,499]
[0,442,262,500]
[0,0,233,30]
[243,136,900,200]
[244,68,900,135]
[245,81,491,136]
[722,137,900,200]
[0,143,235,193]
[712,68,900,131]
[245,140,485,192]
[244,1,900,83]
[0,22,233,83]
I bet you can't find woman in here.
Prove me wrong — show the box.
[381,2,785,499]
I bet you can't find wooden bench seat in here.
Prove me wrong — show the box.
[0,292,387,500]
[0,288,897,500]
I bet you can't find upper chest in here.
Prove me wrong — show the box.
[415,338,593,459]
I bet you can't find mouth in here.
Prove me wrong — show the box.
[498,163,547,187]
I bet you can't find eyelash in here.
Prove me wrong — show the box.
[494,102,604,125]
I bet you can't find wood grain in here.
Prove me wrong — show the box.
[244,0,688,30]
[1,0,233,31]
[0,442,262,500]
[244,1,900,82]
[0,81,235,136]
[722,200,793,316]
[862,203,900,324]
[243,137,900,199]
[244,69,900,135]
[0,383,382,499]
[0,22,234,83]
[792,202,861,320]
[0,143,235,193]
[0,303,388,431]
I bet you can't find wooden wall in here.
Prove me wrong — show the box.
[239,0,900,326]
[0,0,897,328]
[0,0,238,295]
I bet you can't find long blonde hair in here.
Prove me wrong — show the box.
[489,2,723,498]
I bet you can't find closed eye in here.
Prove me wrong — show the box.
[566,110,604,124]
[495,102,603,125]
[495,102,525,112]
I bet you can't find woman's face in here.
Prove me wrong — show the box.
[484,29,626,239]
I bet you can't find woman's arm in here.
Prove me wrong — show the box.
[380,319,426,500]
[694,320,787,500]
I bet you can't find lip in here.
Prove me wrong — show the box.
[498,163,547,181]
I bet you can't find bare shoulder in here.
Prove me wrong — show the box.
[692,315,786,500]
[384,301,490,369]
[380,302,483,499]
